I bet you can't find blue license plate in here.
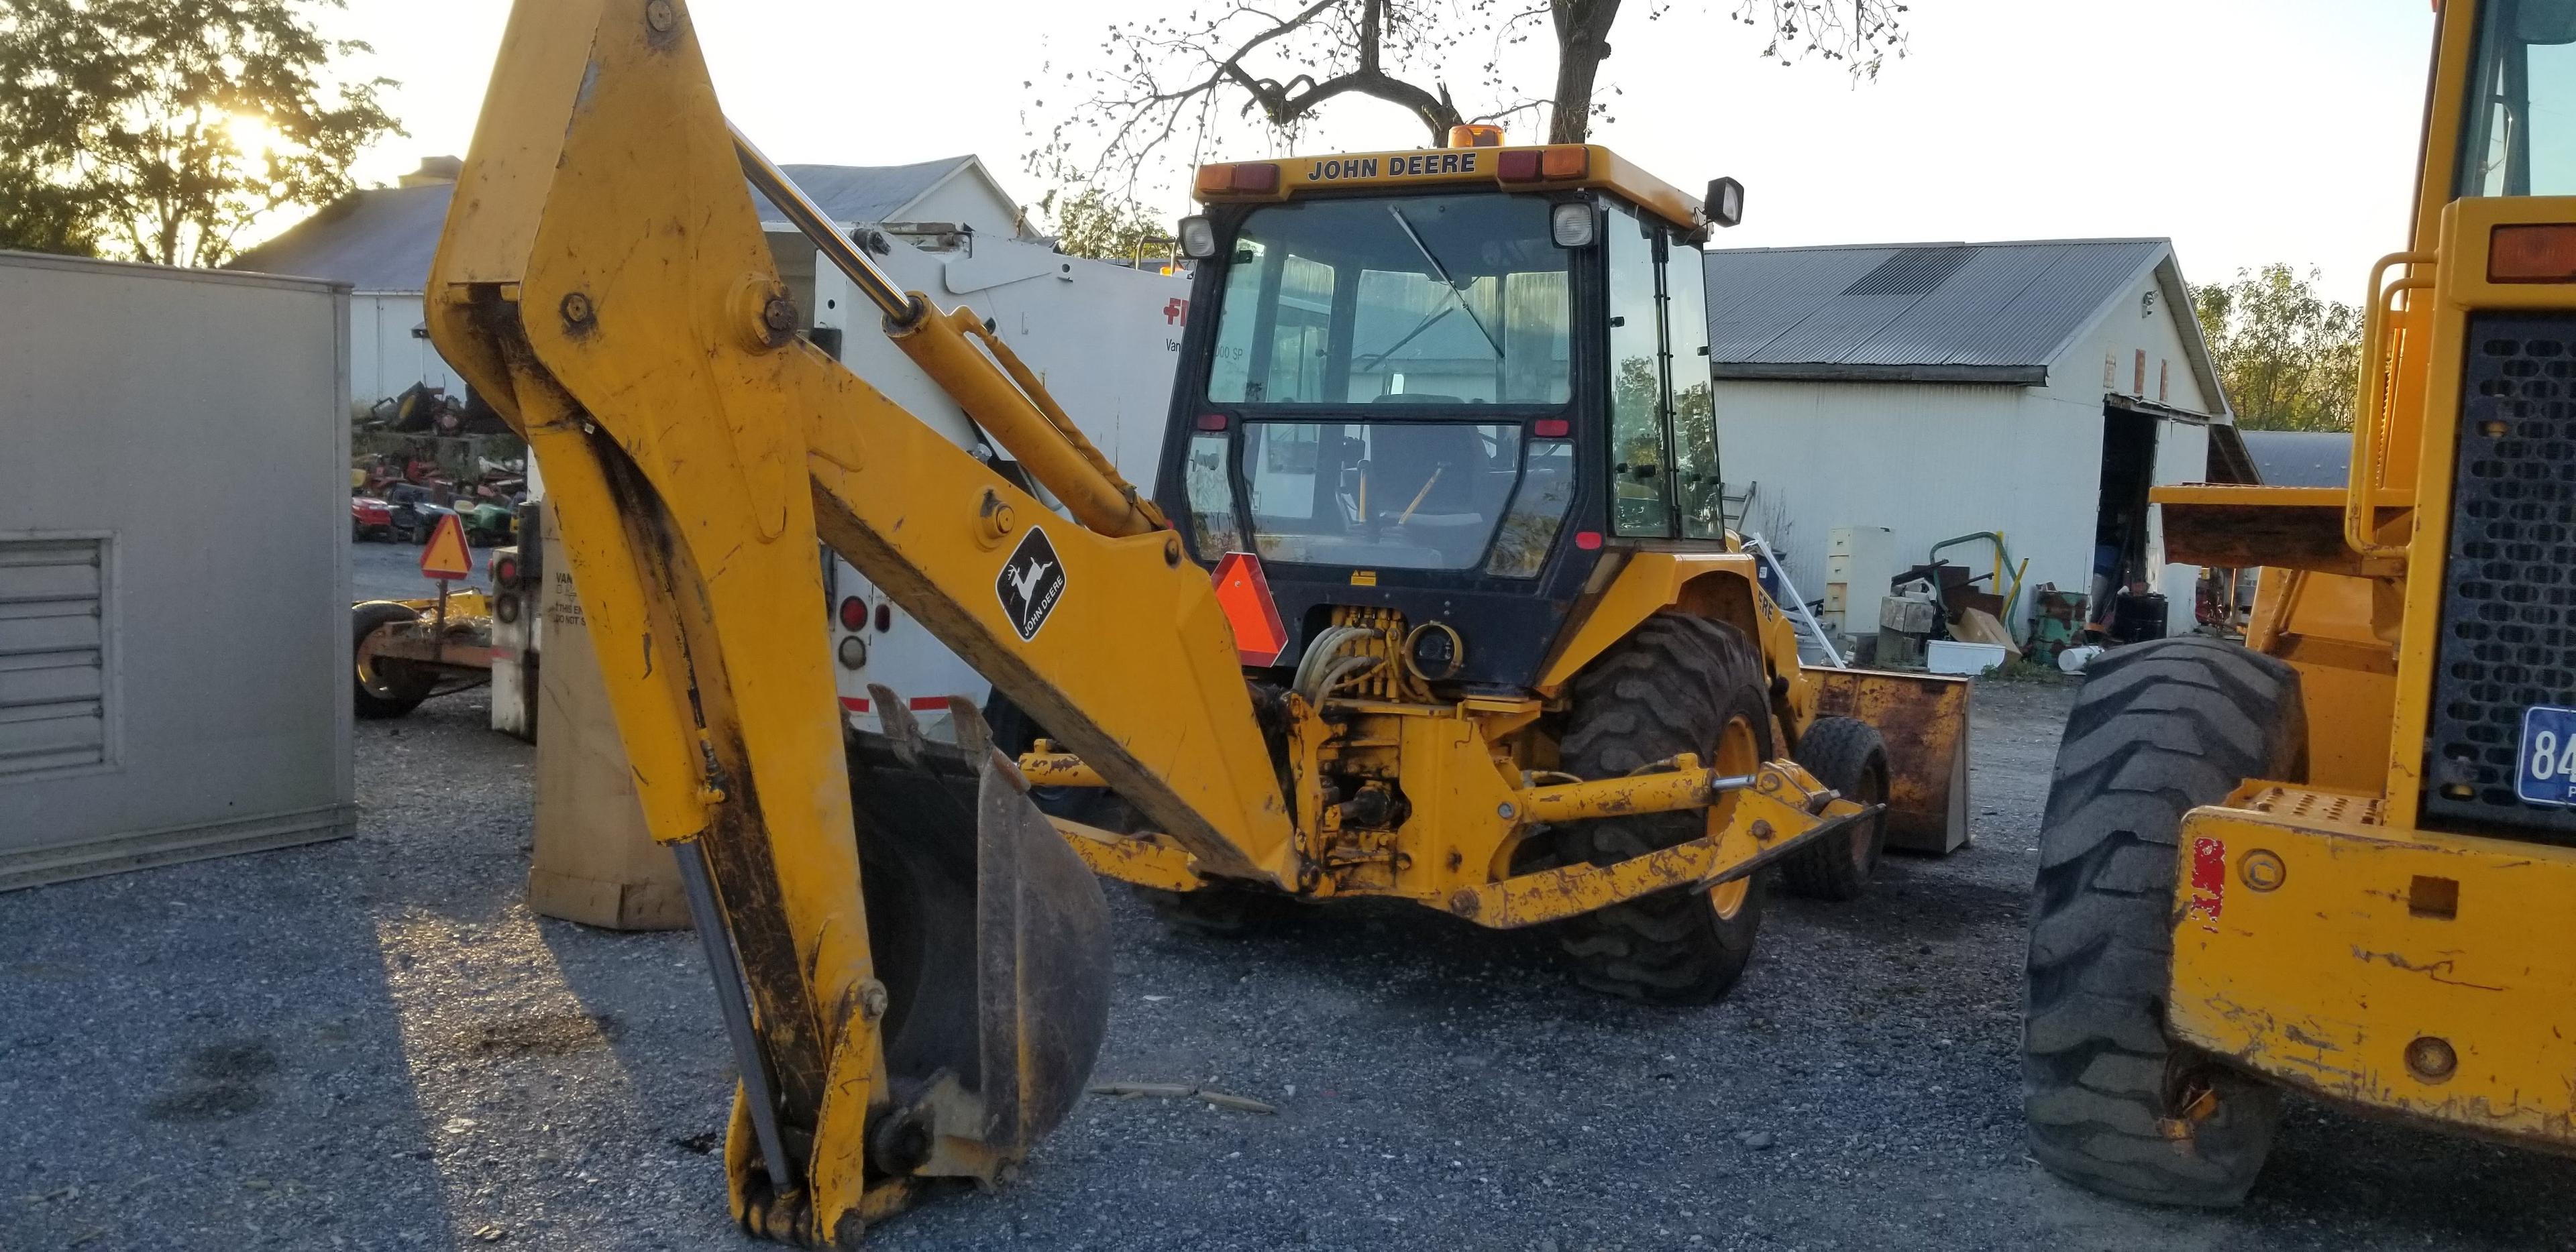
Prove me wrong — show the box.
[2516,705,2576,807]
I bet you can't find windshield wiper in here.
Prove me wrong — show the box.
[1385,205,1505,360]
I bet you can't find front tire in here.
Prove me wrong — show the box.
[1554,615,1773,1005]
[2023,635,2304,1206]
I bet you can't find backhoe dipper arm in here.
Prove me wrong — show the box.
[423,0,1290,1242]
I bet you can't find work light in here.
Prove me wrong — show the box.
[1177,215,1218,259]
[1550,203,1595,248]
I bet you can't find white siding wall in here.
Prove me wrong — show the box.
[347,292,458,412]
[1719,380,2105,640]
[2045,274,2216,416]
[903,176,1024,239]
[1717,263,2224,641]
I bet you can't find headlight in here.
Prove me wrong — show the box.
[1549,202,1596,249]
[1177,215,1218,259]
[1705,176,1746,229]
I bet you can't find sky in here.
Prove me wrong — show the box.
[313,0,2440,301]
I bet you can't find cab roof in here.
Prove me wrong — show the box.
[1193,144,1709,237]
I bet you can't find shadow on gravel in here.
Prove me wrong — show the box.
[2022,1106,2576,1252]
[1788,864,2031,945]
[1124,889,1694,1029]
[0,845,458,1249]
[2243,1098,2576,1249]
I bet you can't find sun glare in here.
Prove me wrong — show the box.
[225,112,287,159]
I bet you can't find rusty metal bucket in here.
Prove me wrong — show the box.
[843,694,1112,1175]
[1811,668,1973,854]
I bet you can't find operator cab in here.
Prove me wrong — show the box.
[1158,136,1745,689]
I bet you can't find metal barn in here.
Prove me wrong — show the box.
[1704,238,2231,646]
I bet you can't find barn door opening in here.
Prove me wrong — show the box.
[2091,408,2159,632]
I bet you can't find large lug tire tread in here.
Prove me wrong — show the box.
[352,602,437,720]
[1779,716,1892,901]
[2023,634,2304,1207]
[1553,615,1772,1005]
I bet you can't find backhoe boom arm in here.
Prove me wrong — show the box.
[423,0,1289,1240]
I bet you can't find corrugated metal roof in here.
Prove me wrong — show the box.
[752,159,969,227]
[231,157,978,292]
[2237,429,2352,488]
[228,182,453,292]
[1704,238,2172,383]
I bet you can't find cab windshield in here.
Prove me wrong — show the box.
[1205,193,1572,405]
[2460,0,2576,196]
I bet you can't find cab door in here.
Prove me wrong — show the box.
[1604,203,1724,541]
[1605,204,1674,536]
[1664,233,1725,540]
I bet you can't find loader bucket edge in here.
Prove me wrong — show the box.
[1811,668,1972,854]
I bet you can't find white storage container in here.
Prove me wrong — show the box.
[1,251,355,889]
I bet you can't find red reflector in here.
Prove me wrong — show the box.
[1196,412,1231,431]
[492,557,518,585]
[1210,551,1290,667]
[1540,146,1589,179]
[1533,418,1570,438]
[837,596,867,630]
[1496,150,1542,181]
[873,603,892,632]
[2491,223,2576,283]
[1232,163,1281,192]
[1574,530,1603,551]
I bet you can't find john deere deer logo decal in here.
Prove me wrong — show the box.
[996,526,1067,642]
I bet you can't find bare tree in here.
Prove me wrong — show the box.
[1027,1,1908,194]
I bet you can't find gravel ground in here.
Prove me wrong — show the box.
[5,681,2573,1251]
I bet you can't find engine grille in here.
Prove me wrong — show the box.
[2424,313,2576,843]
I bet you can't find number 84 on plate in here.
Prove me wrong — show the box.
[2516,705,2576,807]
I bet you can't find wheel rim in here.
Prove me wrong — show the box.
[356,652,400,699]
[1705,713,1762,920]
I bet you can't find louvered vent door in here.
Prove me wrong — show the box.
[0,536,111,777]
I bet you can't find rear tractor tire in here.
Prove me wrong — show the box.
[2023,635,2304,1206]
[1554,615,1774,1005]
[1778,716,1892,901]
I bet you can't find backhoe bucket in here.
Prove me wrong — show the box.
[842,705,1112,1176]
[1811,669,1973,854]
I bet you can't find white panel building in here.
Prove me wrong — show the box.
[1704,239,2231,642]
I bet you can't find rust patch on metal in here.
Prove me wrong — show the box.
[1810,667,1968,851]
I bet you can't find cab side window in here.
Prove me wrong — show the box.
[1664,237,1723,539]
[1605,205,1672,536]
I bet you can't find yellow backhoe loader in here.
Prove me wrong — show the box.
[2023,0,2576,1206]
[427,0,1970,1240]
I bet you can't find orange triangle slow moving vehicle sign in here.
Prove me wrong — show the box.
[418,512,476,581]
[1210,551,1289,667]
